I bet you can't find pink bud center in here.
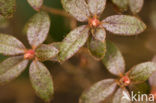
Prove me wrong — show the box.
[120,75,131,86]
[24,49,35,60]
[88,17,100,28]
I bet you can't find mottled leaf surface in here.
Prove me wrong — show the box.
[0,0,16,18]
[113,88,131,103]
[26,11,50,47]
[112,0,128,11]
[27,0,43,11]
[88,0,106,15]
[79,79,117,103]
[36,44,59,61]
[129,0,144,14]
[0,33,25,55]
[59,25,89,62]
[61,0,90,22]
[93,28,106,43]
[129,62,156,83]
[102,41,125,76]
[88,36,106,60]
[29,61,54,102]
[49,42,61,62]
[0,56,28,85]
[102,15,146,35]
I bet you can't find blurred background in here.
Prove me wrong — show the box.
[0,0,156,103]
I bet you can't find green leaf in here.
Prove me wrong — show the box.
[79,79,117,103]
[29,61,54,102]
[112,0,128,11]
[35,44,59,61]
[113,88,131,103]
[102,15,146,35]
[129,62,156,83]
[88,0,106,15]
[27,0,43,11]
[0,33,25,55]
[102,41,125,76]
[61,0,90,22]
[129,0,144,14]
[49,42,61,62]
[88,36,106,60]
[59,25,89,62]
[0,56,28,85]
[0,0,16,18]
[93,28,106,43]
[149,70,156,87]
[26,11,50,47]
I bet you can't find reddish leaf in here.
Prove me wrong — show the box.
[27,0,43,11]
[102,41,125,76]
[26,11,50,47]
[0,56,28,85]
[35,44,59,61]
[79,79,117,103]
[58,25,89,62]
[61,0,90,22]
[93,28,106,43]
[88,0,106,15]
[0,33,25,56]
[113,88,131,103]
[29,61,54,102]
[112,0,128,11]
[129,62,156,83]
[129,0,144,14]
[102,15,146,35]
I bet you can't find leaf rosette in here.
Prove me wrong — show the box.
[0,11,58,102]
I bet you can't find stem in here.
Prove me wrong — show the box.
[41,5,71,18]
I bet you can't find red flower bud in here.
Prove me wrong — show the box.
[88,17,100,28]
[24,49,35,60]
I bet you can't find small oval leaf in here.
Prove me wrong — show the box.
[49,42,61,62]
[88,0,106,15]
[61,0,90,22]
[26,11,50,47]
[0,56,28,85]
[102,41,125,76]
[113,88,131,103]
[0,33,25,55]
[79,79,117,103]
[29,61,54,102]
[93,28,106,43]
[129,0,144,14]
[0,0,16,18]
[27,0,43,11]
[112,0,128,11]
[58,25,89,62]
[128,62,156,83]
[102,15,146,35]
[88,36,106,60]
[36,44,59,61]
